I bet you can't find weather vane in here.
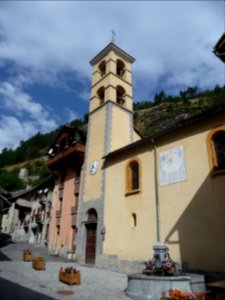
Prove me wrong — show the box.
[111,30,116,43]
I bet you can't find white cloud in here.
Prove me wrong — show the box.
[0,1,223,86]
[65,108,79,123]
[0,80,58,151]
[0,116,36,151]
[0,81,57,131]
[0,1,224,151]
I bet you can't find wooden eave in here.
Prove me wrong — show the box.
[213,33,225,63]
[48,143,85,169]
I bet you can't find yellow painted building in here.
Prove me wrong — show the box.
[76,42,225,275]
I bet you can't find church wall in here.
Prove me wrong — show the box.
[110,105,134,151]
[103,111,225,272]
[104,145,157,260]
[157,112,225,272]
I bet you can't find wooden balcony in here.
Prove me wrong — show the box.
[48,143,85,169]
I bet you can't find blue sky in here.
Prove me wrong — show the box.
[0,1,224,152]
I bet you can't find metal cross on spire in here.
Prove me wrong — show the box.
[111,30,116,43]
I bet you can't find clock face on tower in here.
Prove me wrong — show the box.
[90,160,99,175]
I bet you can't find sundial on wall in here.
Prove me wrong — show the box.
[160,146,187,186]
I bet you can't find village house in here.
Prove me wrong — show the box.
[0,187,11,231]
[1,176,54,246]
[47,125,86,258]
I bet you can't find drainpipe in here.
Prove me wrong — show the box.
[151,138,160,243]
[151,138,167,264]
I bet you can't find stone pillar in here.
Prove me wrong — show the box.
[153,242,167,262]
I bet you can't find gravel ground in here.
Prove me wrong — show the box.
[0,240,130,300]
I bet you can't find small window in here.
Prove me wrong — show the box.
[207,126,225,175]
[126,158,141,195]
[130,213,137,227]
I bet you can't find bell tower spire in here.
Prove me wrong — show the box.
[89,42,135,114]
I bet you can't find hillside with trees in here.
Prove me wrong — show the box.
[0,85,224,191]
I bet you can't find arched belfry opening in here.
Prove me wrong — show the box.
[99,60,106,77]
[116,59,125,77]
[97,86,105,106]
[116,85,126,106]
[85,208,98,264]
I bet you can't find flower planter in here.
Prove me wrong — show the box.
[23,248,32,261]
[32,257,46,270]
[59,269,81,285]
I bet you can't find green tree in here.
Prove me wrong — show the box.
[0,169,26,191]
[154,90,167,104]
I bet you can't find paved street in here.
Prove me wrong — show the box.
[0,235,130,300]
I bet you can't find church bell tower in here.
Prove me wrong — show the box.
[76,42,135,264]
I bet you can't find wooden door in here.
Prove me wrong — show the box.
[85,223,97,264]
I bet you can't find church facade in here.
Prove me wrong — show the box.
[73,42,225,274]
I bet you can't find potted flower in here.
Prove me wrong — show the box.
[23,248,32,261]
[32,256,46,270]
[168,289,206,300]
[59,266,80,285]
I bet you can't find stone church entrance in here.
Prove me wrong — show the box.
[85,209,97,264]
[85,223,97,264]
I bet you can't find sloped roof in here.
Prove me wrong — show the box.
[213,33,225,63]
[104,103,225,159]
[89,42,135,66]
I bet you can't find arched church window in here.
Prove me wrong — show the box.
[126,158,141,195]
[116,85,125,106]
[116,59,125,77]
[97,87,105,105]
[99,60,106,77]
[207,126,225,175]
